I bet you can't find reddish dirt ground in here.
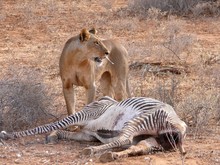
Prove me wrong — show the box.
[0,0,220,164]
[0,133,220,164]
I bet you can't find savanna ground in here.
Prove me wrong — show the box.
[0,0,220,164]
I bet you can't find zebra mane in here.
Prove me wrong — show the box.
[98,96,118,104]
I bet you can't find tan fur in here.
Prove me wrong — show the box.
[59,28,131,115]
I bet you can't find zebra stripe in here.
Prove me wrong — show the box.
[11,101,114,138]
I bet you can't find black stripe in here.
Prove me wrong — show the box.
[138,104,157,111]
[148,116,153,130]
[131,98,145,108]
[120,98,131,106]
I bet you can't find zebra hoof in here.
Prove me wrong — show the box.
[0,131,8,140]
[45,132,58,144]
[82,147,93,155]
[0,131,14,140]
[99,152,115,163]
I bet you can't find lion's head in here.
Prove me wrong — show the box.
[79,28,110,66]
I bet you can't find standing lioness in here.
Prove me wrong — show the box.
[60,28,131,115]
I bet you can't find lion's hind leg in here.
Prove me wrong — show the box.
[100,72,114,97]
[99,137,161,163]
[113,80,128,101]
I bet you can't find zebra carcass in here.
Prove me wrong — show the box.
[0,96,187,162]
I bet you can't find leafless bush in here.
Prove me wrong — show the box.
[153,77,179,106]
[0,67,57,132]
[132,69,181,107]
[145,7,168,19]
[144,75,181,108]
[98,0,116,10]
[177,89,219,138]
[143,20,195,63]
[162,23,195,61]
[110,18,138,32]
[128,0,219,16]
[130,48,219,138]
[191,1,220,17]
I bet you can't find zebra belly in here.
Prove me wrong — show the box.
[86,105,140,131]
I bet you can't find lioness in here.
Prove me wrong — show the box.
[60,28,131,115]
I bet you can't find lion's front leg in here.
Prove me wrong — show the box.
[62,80,76,115]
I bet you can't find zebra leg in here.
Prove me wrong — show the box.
[177,140,186,155]
[82,135,132,155]
[46,130,97,143]
[83,121,140,155]
[99,137,161,163]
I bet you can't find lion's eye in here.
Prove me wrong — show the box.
[94,41,99,45]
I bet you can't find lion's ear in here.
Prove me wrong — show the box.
[89,28,97,35]
[79,29,90,42]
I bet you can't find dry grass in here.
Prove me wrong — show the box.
[192,1,220,17]
[0,67,58,132]
[0,1,220,164]
[127,0,220,16]
[177,88,219,138]
[0,0,219,138]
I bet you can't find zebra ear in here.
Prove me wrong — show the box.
[79,29,90,42]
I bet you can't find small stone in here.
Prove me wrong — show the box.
[14,159,20,164]
[16,153,22,158]
[144,157,151,161]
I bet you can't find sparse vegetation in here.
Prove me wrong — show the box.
[0,67,58,132]
[177,88,219,138]
[128,0,220,16]
[128,12,219,139]
[0,0,220,164]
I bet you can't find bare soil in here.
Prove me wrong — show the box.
[0,0,220,164]
[0,134,220,165]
